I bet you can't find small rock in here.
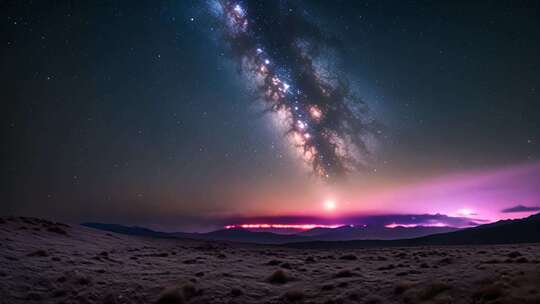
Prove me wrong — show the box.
[26,292,42,301]
[231,288,243,297]
[52,290,67,298]
[47,226,67,235]
[337,282,349,288]
[516,257,528,263]
[321,284,334,291]
[283,290,304,302]
[182,284,198,300]
[438,257,452,265]
[305,256,316,263]
[339,254,357,261]
[27,250,48,257]
[267,270,290,284]
[157,287,185,304]
[507,251,522,258]
[377,264,395,271]
[334,270,355,278]
[77,277,91,285]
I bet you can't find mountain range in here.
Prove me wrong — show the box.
[82,212,540,246]
[287,212,540,248]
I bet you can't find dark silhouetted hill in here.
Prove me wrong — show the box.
[298,225,459,240]
[192,228,310,244]
[81,223,177,238]
[286,213,540,248]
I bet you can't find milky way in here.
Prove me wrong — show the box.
[211,0,380,181]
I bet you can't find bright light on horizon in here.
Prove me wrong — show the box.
[455,208,476,217]
[324,200,337,211]
[385,222,448,228]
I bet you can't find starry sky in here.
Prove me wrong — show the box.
[2,1,540,231]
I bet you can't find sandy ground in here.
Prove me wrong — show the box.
[1,216,539,304]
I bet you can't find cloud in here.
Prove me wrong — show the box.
[501,204,540,213]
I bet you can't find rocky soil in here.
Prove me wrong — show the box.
[1,216,539,304]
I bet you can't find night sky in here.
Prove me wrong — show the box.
[2,1,540,231]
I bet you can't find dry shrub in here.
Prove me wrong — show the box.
[394,281,415,295]
[27,250,48,257]
[157,284,199,304]
[230,287,243,297]
[156,287,185,304]
[364,295,383,304]
[283,289,305,302]
[267,270,290,284]
[334,269,354,278]
[419,282,451,301]
[339,254,357,260]
[473,282,506,302]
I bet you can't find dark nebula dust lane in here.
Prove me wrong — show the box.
[211,0,381,182]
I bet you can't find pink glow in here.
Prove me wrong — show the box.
[385,222,448,228]
[337,162,540,222]
[209,163,540,232]
[225,223,343,230]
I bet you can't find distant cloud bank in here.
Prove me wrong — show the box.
[501,205,540,213]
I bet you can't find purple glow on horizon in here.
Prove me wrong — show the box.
[215,163,540,231]
[345,162,540,222]
[385,222,448,229]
